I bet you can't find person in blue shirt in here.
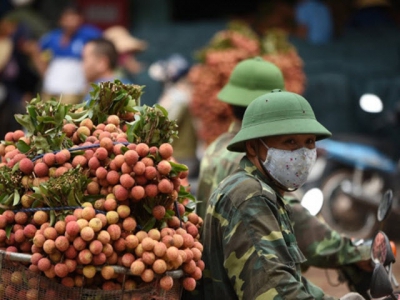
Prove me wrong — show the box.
[28,4,102,104]
[294,0,334,45]
[82,37,131,103]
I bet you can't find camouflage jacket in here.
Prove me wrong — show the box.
[200,157,336,299]
[196,121,370,269]
[196,120,243,218]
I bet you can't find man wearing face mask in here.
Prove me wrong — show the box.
[197,57,372,278]
[199,90,365,299]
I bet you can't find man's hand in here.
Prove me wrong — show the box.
[355,259,373,272]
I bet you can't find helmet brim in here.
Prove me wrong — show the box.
[218,85,277,107]
[227,118,332,152]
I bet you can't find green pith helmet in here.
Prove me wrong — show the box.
[217,57,285,107]
[227,90,332,152]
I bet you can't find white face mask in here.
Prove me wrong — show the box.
[259,139,317,190]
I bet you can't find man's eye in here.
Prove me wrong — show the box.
[307,139,316,145]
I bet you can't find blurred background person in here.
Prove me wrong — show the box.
[82,37,132,103]
[294,0,334,45]
[3,0,50,40]
[26,3,102,104]
[103,25,148,82]
[0,11,40,138]
[149,54,200,184]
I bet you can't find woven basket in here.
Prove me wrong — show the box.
[0,250,183,300]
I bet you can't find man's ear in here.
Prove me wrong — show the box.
[245,140,257,157]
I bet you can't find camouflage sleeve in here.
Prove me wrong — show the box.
[286,197,371,268]
[222,194,331,299]
[196,158,215,219]
[212,152,243,191]
[197,148,243,219]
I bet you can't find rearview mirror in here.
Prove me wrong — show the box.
[377,189,393,222]
[371,231,395,266]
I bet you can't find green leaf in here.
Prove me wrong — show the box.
[32,199,43,208]
[11,162,20,173]
[120,146,129,154]
[142,217,157,232]
[185,201,196,212]
[81,194,104,203]
[178,185,196,202]
[143,203,152,214]
[16,140,31,154]
[67,190,80,207]
[27,106,37,120]
[14,114,35,133]
[1,194,13,206]
[36,116,56,124]
[165,209,175,218]
[13,190,20,206]
[5,225,12,239]
[33,136,50,153]
[49,210,56,227]
[170,161,189,172]
[154,104,169,117]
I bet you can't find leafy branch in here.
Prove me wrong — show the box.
[126,104,178,146]
[0,166,24,208]
[84,80,144,125]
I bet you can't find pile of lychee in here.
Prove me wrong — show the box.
[0,114,204,295]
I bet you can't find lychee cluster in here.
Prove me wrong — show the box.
[0,112,204,295]
[0,198,203,294]
[1,115,188,221]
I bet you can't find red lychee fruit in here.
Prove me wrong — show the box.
[133,161,146,175]
[159,143,173,159]
[124,149,139,166]
[63,123,77,137]
[144,166,157,180]
[152,205,166,221]
[130,185,145,201]
[119,173,135,189]
[106,170,120,185]
[145,184,159,198]
[34,162,49,177]
[157,160,172,175]
[113,185,129,201]
[94,147,109,160]
[19,158,34,175]
[55,149,71,165]
[99,137,114,152]
[42,153,56,167]
[71,155,88,168]
[135,143,149,157]
[158,178,174,194]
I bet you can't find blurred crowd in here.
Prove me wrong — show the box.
[0,0,399,181]
[0,0,147,137]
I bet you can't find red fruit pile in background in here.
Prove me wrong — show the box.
[188,22,306,146]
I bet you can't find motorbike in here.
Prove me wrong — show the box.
[340,190,399,299]
[300,94,400,239]
[301,189,399,299]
